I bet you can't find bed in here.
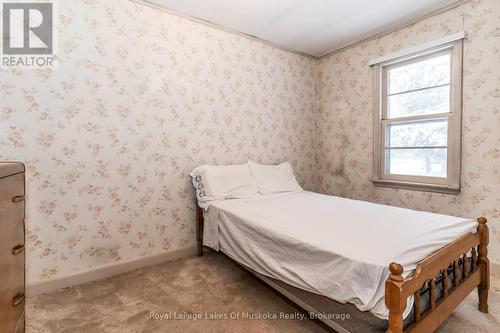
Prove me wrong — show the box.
[195,191,489,333]
[191,162,490,333]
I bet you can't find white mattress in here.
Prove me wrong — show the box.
[202,191,477,319]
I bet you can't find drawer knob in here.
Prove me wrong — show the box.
[12,244,25,256]
[12,292,25,307]
[12,195,25,203]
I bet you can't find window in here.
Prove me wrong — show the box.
[372,37,463,194]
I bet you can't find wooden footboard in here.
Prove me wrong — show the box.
[385,217,489,333]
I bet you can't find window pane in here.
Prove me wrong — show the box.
[388,53,451,94]
[387,119,448,147]
[386,148,447,178]
[388,85,450,118]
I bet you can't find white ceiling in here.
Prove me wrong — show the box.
[145,0,460,57]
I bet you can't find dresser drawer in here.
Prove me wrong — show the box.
[0,226,25,333]
[0,173,25,236]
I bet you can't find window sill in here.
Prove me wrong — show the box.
[372,179,460,194]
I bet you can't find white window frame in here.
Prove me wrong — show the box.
[371,36,464,194]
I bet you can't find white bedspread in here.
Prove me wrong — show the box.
[202,191,477,319]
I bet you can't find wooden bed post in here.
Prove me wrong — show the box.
[477,217,489,313]
[385,263,406,333]
[195,201,204,257]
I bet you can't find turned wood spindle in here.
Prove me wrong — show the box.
[414,289,421,322]
[443,269,449,298]
[463,252,469,278]
[471,247,477,271]
[430,278,436,310]
[453,260,460,287]
[477,217,489,313]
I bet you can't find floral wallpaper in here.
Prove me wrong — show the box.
[318,0,500,264]
[0,0,319,283]
[1,0,498,287]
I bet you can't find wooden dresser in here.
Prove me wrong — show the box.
[0,162,25,333]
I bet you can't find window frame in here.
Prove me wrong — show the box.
[372,41,463,194]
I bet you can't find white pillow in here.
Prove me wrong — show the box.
[248,161,303,194]
[190,163,258,208]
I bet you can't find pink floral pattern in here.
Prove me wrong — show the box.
[0,0,318,283]
[318,0,500,263]
[1,0,498,285]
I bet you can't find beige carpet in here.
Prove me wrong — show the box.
[27,253,500,333]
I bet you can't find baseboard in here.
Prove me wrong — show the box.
[24,248,500,297]
[26,246,197,297]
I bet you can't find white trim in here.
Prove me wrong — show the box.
[134,0,465,60]
[131,0,467,60]
[319,0,467,59]
[372,40,463,194]
[26,246,197,297]
[130,0,316,60]
[372,179,460,194]
[369,31,466,66]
